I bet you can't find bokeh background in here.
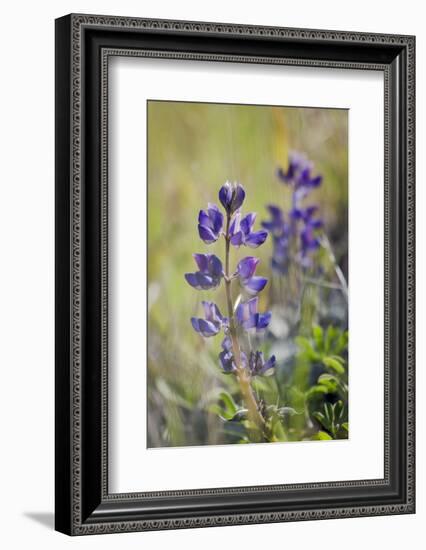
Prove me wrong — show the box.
[147,100,348,447]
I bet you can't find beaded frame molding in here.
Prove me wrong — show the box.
[55,14,415,536]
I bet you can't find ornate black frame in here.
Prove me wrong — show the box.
[55,14,415,535]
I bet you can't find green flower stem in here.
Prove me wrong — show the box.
[224,213,265,436]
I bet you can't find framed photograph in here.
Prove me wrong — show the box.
[55,14,415,535]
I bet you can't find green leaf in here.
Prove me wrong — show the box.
[278,407,299,417]
[322,356,345,375]
[218,391,238,416]
[317,373,339,393]
[335,330,349,354]
[295,336,320,361]
[313,325,324,352]
[324,326,337,354]
[312,431,333,441]
[335,400,344,420]
[305,385,328,400]
[342,422,349,432]
[229,409,249,422]
[313,411,325,424]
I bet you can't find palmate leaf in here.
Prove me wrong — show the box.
[317,373,339,393]
[322,355,345,375]
[312,400,346,439]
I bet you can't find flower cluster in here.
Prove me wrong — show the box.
[185,182,275,378]
[262,152,324,271]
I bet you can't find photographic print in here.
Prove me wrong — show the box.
[56,16,415,534]
[147,100,348,448]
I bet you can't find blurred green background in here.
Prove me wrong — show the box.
[147,100,348,447]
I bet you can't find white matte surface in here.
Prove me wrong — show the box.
[108,57,384,493]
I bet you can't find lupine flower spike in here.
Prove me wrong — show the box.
[262,151,324,271]
[185,181,275,436]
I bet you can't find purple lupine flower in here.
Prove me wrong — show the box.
[262,205,292,274]
[277,151,322,192]
[230,212,268,248]
[263,153,324,272]
[198,203,224,243]
[219,182,245,214]
[236,256,268,295]
[191,301,226,337]
[236,297,271,332]
[261,205,286,235]
[271,234,291,274]
[277,152,322,210]
[218,336,248,374]
[290,205,323,229]
[292,206,323,266]
[248,350,276,376]
[185,253,223,290]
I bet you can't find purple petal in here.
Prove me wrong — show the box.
[277,166,291,183]
[257,311,272,330]
[218,182,232,210]
[198,209,211,229]
[237,256,259,279]
[221,336,233,352]
[232,184,245,211]
[192,253,209,272]
[236,297,258,325]
[260,355,276,375]
[310,219,323,229]
[242,276,268,295]
[240,213,256,235]
[230,231,243,247]
[198,224,217,244]
[267,204,283,219]
[191,317,201,332]
[219,350,236,373]
[304,206,318,219]
[187,271,220,290]
[192,318,220,337]
[202,301,223,323]
[245,230,268,248]
[309,175,322,187]
[207,204,223,234]
[290,208,303,220]
[229,212,241,237]
[208,255,223,278]
[185,273,201,289]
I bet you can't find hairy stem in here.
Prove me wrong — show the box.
[224,214,265,435]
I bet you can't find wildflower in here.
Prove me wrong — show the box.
[218,181,245,214]
[261,205,286,235]
[191,301,226,337]
[248,350,276,376]
[294,206,323,266]
[290,205,323,229]
[198,203,223,243]
[218,336,248,374]
[230,212,268,248]
[185,253,223,290]
[236,256,268,295]
[236,297,271,332]
[277,151,322,191]
[262,205,292,274]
